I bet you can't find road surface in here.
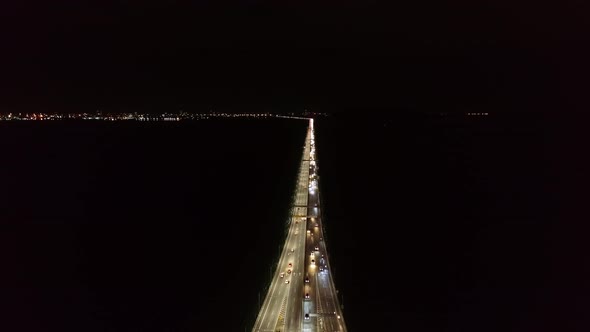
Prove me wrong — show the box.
[252,119,347,332]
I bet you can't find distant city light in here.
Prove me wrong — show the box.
[0,111,328,121]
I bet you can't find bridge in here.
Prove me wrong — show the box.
[252,119,347,332]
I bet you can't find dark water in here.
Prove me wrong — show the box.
[1,113,584,332]
[1,119,307,332]
[316,112,582,332]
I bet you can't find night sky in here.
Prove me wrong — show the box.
[2,0,587,113]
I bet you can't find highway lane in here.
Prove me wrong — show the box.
[253,126,312,332]
[254,119,346,332]
[305,119,347,332]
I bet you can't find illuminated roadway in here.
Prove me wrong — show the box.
[252,119,347,332]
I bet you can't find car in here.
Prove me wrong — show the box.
[280,272,285,278]
[314,246,319,251]
[285,280,290,284]
[287,269,292,274]
[305,277,310,283]
[311,259,315,265]
[304,313,310,320]
[305,293,310,299]
[288,262,292,267]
